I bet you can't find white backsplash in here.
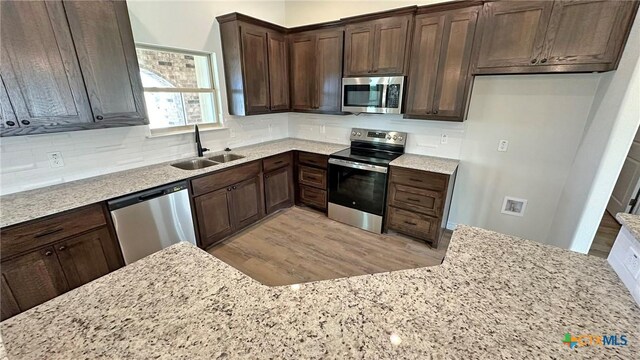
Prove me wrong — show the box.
[0,114,289,195]
[288,113,465,159]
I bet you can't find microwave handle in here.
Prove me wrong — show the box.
[381,83,388,109]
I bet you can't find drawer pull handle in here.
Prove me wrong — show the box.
[34,227,64,238]
[407,198,421,202]
[44,250,53,256]
[403,220,418,226]
[409,178,422,183]
[273,160,283,165]
[58,245,66,251]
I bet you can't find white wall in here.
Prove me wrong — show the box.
[547,14,640,253]
[0,1,289,195]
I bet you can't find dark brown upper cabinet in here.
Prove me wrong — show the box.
[217,14,289,115]
[344,14,413,76]
[63,0,146,125]
[0,0,147,137]
[474,0,640,74]
[405,4,480,121]
[290,27,345,113]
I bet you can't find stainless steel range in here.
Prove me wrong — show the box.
[328,128,407,233]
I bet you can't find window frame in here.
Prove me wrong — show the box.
[135,43,222,135]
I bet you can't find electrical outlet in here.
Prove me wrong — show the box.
[47,152,65,168]
[441,133,448,144]
[498,140,509,152]
[624,247,640,279]
[229,128,236,138]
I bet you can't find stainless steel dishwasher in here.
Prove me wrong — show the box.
[108,181,196,264]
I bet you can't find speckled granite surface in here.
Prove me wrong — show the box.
[390,153,459,175]
[2,225,637,359]
[616,213,640,242]
[0,139,347,228]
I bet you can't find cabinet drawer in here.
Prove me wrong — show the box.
[263,152,292,172]
[299,185,327,210]
[192,161,262,196]
[1,204,106,260]
[390,166,448,192]
[298,151,328,169]
[389,183,443,217]
[299,165,327,189]
[387,206,439,242]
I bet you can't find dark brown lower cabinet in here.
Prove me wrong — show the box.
[193,163,265,248]
[264,165,294,214]
[385,166,456,248]
[1,225,122,321]
[295,151,328,211]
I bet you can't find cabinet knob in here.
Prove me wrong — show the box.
[232,186,237,190]
[58,245,66,251]
[265,175,269,179]
[227,187,232,191]
[540,58,547,64]
[96,115,104,120]
[433,110,438,114]
[531,59,538,64]
[20,119,30,125]
[5,121,15,127]
[426,111,431,114]
[44,250,53,256]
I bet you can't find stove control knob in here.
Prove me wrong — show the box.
[392,135,398,140]
[356,132,361,136]
[386,135,392,140]
[398,136,403,141]
[351,131,356,136]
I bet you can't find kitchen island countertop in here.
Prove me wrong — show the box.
[2,225,637,359]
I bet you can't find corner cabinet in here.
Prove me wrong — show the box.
[0,0,147,137]
[405,5,480,121]
[290,27,345,113]
[473,0,640,74]
[344,14,413,76]
[217,14,289,115]
[1,204,123,321]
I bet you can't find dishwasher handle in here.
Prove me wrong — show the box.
[107,181,189,211]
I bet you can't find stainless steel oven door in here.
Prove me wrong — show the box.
[328,158,388,216]
[342,76,404,114]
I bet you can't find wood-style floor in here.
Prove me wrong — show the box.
[588,210,621,258]
[208,206,451,286]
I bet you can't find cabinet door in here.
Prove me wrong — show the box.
[63,0,147,125]
[405,14,445,118]
[55,227,123,290]
[231,176,264,230]
[240,24,270,114]
[542,0,637,68]
[264,166,294,214]
[432,7,480,120]
[316,30,344,112]
[290,34,315,111]
[267,32,290,111]
[475,1,554,71]
[344,24,375,76]
[0,1,93,134]
[195,187,234,248]
[1,247,69,321]
[372,16,411,75]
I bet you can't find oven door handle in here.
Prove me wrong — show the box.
[328,158,388,173]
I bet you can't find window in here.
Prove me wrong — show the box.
[135,45,219,133]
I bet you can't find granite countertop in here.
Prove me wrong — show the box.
[0,138,459,228]
[616,213,640,241]
[2,225,637,359]
[390,153,459,175]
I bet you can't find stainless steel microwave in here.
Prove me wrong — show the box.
[342,76,404,114]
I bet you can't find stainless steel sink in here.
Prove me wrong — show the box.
[207,153,245,163]
[171,158,219,170]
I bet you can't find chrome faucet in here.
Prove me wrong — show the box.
[195,124,209,157]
